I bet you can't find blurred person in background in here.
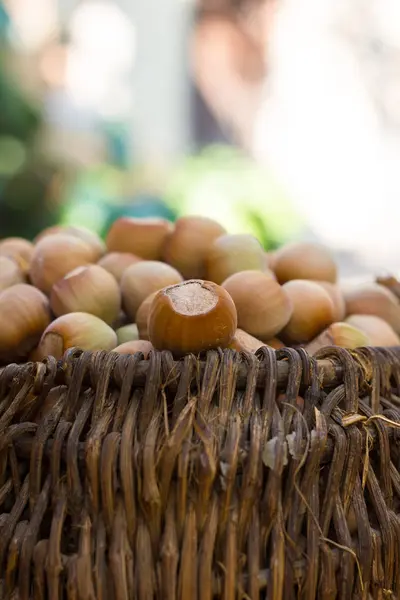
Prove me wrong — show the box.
[192,0,400,275]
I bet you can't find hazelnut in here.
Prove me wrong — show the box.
[281,280,335,343]
[317,281,346,322]
[273,241,337,284]
[0,255,25,292]
[116,324,140,345]
[0,284,51,362]
[135,292,158,340]
[112,340,153,358]
[222,270,292,340]
[35,225,105,260]
[148,279,237,356]
[344,283,400,334]
[35,312,117,360]
[0,237,34,273]
[97,252,142,283]
[346,314,400,347]
[228,329,265,353]
[106,217,173,260]
[50,264,121,325]
[205,233,266,284]
[30,234,95,294]
[162,215,226,279]
[121,261,183,320]
[306,322,370,355]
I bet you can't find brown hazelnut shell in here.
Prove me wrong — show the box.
[0,283,51,362]
[50,264,121,325]
[205,233,266,284]
[35,312,117,360]
[112,340,153,358]
[344,283,400,334]
[273,241,337,284]
[97,252,142,283]
[0,255,25,292]
[121,261,183,320]
[148,279,237,356]
[0,237,34,273]
[30,234,96,294]
[162,215,226,279]
[281,280,335,343]
[222,270,292,340]
[106,217,173,260]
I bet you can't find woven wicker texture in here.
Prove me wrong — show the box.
[0,346,400,599]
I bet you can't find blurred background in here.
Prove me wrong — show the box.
[0,0,399,278]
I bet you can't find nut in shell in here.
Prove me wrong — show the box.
[35,225,105,260]
[222,270,292,340]
[273,241,337,284]
[0,237,34,273]
[281,279,335,343]
[35,312,118,360]
[344,283,400,334]
[305,322,370,356]
[0,255,25,292]
[0,283,51,362]
[148,279,237,356]
[106,217,173,260]
[121,260,183,320]
[205,233,266,284]
[116,324,140,345]
[162,215,226,279]
[346,314,400,347]
[30,234,96,294]
[112,340,153,358]
[228,329,265,353]
[50,264,121,325]
[98,252,142,283]
[135,292,158,340]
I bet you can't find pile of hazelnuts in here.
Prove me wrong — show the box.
[0,215,399,365]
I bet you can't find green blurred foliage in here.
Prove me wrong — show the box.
[0,0,55,239]
[165,145,304,250]
[0,162,63,239]
[0,68,41,143]
[58,145,303,247]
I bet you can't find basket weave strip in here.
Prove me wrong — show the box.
[0,346,400,599]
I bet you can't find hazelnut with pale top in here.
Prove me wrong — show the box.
[148,279,237,356]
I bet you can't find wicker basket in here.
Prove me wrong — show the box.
[1,346,400,599]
